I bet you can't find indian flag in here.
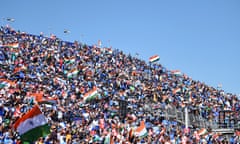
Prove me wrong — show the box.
[171,70,181,76]
[149,55,160,63]
[64,57,75,65]
[135,121,148,138]
[0,79,15,89]
[5,42,19,48]
[173,88,181,94]
[67,69,79,78]
[38,96,58,105]
[0,80,10,88]
[197,128,208,136]
[106,48,113,54]
[83,87,99,102]
[13,105,50,142]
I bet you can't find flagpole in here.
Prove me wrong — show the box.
[185,104,188,130]
[149,62,151,80]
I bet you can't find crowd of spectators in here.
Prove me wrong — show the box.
[0,25,239,143]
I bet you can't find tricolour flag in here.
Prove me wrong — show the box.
[83,87,99,102]
[67,69,79,78]
[197,128,208,136]
[0,79,15,89]
[135,121,148,138]
[149,55,160,63]
[5,42,19,48]
[64,57,75,65]
[106,48,113,54]
[38,96,58,105]
[171,70,181,76]
[13,105,50,142]
[0,80,10,89]
[173,88,181,94]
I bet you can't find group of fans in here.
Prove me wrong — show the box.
[0,25,239,143]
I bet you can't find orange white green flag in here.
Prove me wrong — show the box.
[13,105,50,142]
[5,42,19,48]
[83,87,99,102]
[149,55,160,63]
[197,128,208,136]
[135,121,148,138]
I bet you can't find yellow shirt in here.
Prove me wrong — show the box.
[66,134,72,143]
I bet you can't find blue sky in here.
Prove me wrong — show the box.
[1,0,240,95]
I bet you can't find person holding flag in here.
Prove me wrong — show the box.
[13,105,50,143]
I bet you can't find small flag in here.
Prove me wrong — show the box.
[171,70,181,76]
[135,121,148,138]
[67,69,79,78]
[104,48,113,54]
[0,80,10,89]
[13,105,50,142]
[64,57,75,65]
[28,92,43,100]
[13,65,27,74]
[173,88,181,94]
[5,42,19,48]
[83,87,99,102]
[197,128,208,136]
[149,55,160,63]
[38,96,58,105]
[0,79,15,89]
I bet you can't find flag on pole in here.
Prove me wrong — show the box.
[135,121,148,138]
[149,55,160,63]
[13,105,50,142]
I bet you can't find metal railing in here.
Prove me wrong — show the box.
[157,106,240,131]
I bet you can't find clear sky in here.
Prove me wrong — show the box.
[1,0,240,95]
